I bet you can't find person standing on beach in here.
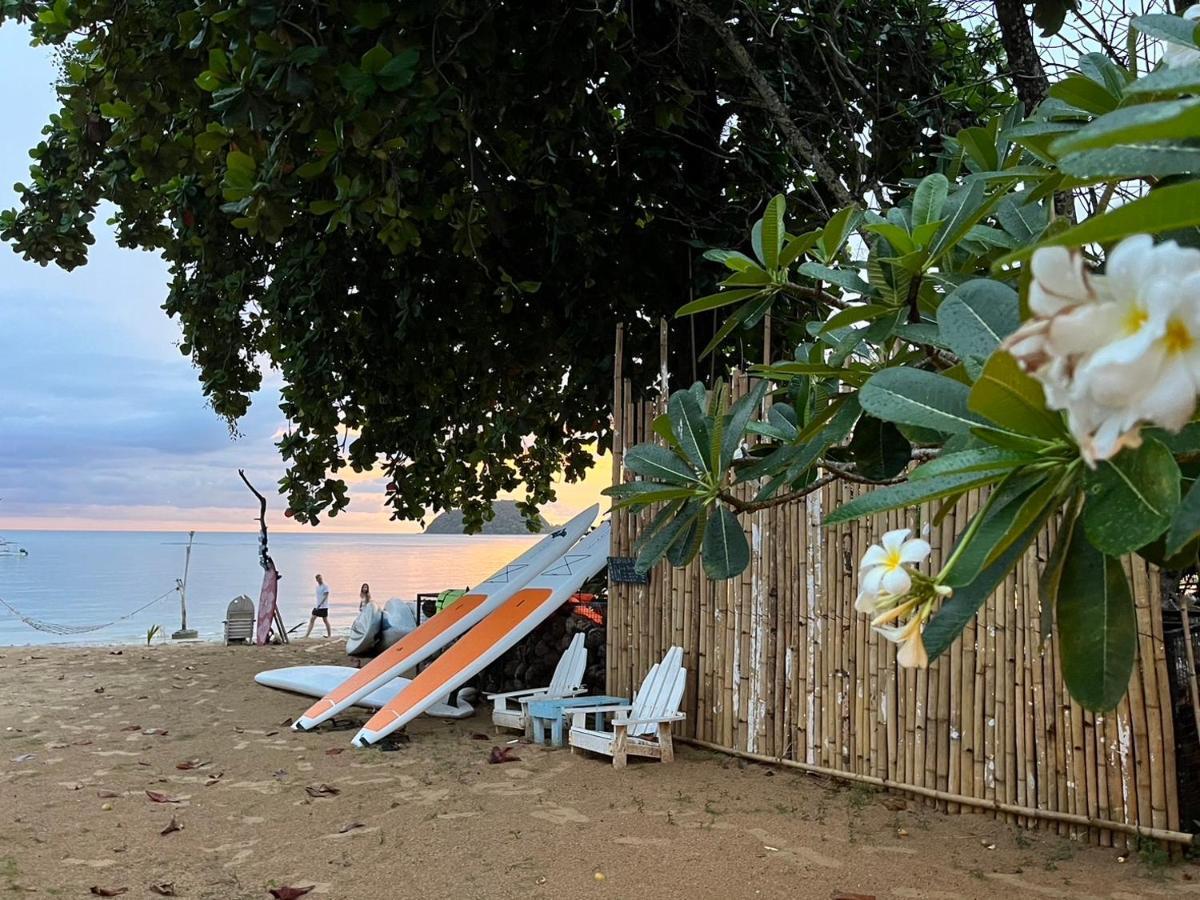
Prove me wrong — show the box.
[305,574,332,638]
[359,583,372,611]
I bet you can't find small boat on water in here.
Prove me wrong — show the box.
[0,536,28,557]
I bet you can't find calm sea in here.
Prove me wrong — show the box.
[0,530,538,646]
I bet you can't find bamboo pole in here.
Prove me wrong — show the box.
[678,738,1196,845]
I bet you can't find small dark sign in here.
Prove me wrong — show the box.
[608,556,649,584]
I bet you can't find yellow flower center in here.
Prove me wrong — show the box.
[1164,317,1194,355]
[884,549,902,571]
[1122,304,1148,335]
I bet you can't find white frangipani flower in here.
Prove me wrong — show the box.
[1163,5,1200,70]
[857,528,930,599]
[874,618,928,669]
[854,528,944,670]
[1003,235,1200,464]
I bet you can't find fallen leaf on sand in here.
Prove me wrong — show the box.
[145,791,184,804]
[470,733,489,741]
[338,822,365,833]
[142,728,168,736]
[324,748,344,756]
[96,790,119,799]
[175,759,209,770]
[160,815,182,836]
[149,883,176,896]
[305,784,340,799]
[94,687,105,694]
[89,888,128,897]
[488,746,520,764]
[279,717,294,727]
[272,769,288,781]
[204,772,224,786]
[269,886,315,899]
[120,725,141,732]
[137,761,152,767]
[881,796,907,811]
[11,753,34,763]
[109,651,123,656]
[264,731,279,737]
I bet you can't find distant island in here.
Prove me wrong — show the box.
[424,501,556,535]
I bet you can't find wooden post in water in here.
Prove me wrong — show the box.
[171,530,198,640]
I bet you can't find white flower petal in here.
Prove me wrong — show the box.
[881,566,912,597]
[898,538,931,565]
[897,631,929,669]
[862,567,887,596]
[855,589,881,614]
[880,529,911,554]
[1030,246,1093,316]
[859,544,889,570]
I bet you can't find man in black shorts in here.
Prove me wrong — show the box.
[304,573,332,638]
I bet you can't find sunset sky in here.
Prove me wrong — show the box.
[0,25,607,534]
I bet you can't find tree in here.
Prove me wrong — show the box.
[609,9,1200,712]
[0,0,1005,528]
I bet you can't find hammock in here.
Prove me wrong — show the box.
[0,587,177,636]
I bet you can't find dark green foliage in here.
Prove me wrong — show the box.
[0,0,1004,528]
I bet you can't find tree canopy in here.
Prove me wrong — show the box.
[0,0,1005,527]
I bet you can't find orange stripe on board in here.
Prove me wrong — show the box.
[298,593,488,719]
[364,588,554,729]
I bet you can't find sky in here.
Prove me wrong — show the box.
[0,25,607,534]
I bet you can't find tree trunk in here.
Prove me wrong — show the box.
[994,0,1051,114]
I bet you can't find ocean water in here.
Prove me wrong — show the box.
[0,530,539,646]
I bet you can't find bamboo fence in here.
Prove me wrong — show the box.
[606,350,1189,847]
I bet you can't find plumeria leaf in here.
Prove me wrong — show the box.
[1166,475,1200,556]
[936,280,1019,378]
[1082,437,1180,556]
[943,471,1061,587]
[1131,14,1200,48]
[761,194,785,270]
[923,507,1050,660]
[967,352,1064,439]
[666,508,706,567]
[848,416,912,481]
[1056,528,1137,712]
[997,181,1200,264]
[1040,493,1082,644]
[720,381,768,474]
[909,447,1035,482]
[1051,98,1200,156]
[911,173,949,228]
[859,368,986,435]
[667,387,711,474]
[701,505,749,580]
[675,288,763,318]
[1058,144,1200,179]
[703,249,759,271]
[623,445,699,485]
[824,469,1004,526]
[635,502,697,574]
[814,204,861,263]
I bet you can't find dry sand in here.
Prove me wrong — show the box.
[1,641,1197,899]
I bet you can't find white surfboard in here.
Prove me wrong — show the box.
[345,603,382,657]
[256,666,476,718]
[292,504,598,731]
[353,521,610,747]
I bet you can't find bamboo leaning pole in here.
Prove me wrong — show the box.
[677,737,1196,846]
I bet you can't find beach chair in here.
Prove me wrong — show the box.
[567,646,686,768]
[487,632,588,733]
[223,595,255,645]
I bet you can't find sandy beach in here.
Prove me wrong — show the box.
[1,641,1197,900]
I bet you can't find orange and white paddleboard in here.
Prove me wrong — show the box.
[353,521,611,746]
[292,504,598,732]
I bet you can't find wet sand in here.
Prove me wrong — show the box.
[1,641,1196,899]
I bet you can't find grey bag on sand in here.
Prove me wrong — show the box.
[379,598,419,650]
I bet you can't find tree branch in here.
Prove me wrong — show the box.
[668,0,854,212]
[993,0,1050,113]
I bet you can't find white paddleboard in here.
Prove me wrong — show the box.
[292,503,598,731]
[353,521,610,746]
[255,666,476,718]
[345,603,382,657]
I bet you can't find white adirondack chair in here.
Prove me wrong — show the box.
[568,646,686,768]
[487,632,588,733]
